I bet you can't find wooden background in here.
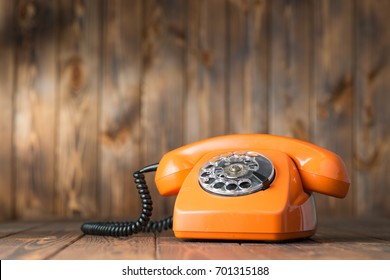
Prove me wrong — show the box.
[0,0,389,222]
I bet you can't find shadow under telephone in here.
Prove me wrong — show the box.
[82,134,350,241]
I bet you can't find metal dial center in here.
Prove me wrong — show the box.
[229,164,242,173]
[225,163,249,178]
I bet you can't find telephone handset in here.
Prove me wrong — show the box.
[82,134,350,241]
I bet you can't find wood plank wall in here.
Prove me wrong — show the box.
[0,0,389,221]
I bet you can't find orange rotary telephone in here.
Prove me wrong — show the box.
[82,134,350,241]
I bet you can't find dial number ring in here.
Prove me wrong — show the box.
[198,151,275,196]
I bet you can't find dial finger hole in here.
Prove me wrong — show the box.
[229,156,241,163]
[213,182,225,189]
[214,167,224,174]
[226,183,238,191]
[239,181,251,189]
[204,178,216,184]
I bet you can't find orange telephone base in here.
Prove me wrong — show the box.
[172,150,317,241]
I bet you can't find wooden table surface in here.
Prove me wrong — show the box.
[0,218,389,260]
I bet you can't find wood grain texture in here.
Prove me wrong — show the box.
[355,0,390,218]
[269,0,312,140]
[185,0,228,143]
[0,219,389,260]
[14,0,57,219]
[242,218,390,260]
[0,221,42,238]
[141,0,186,219]
[99,0,142,219]
[319,217,390,241]
[52,232,156,259]
[157,233,260,259]
[312,0,354,217]
[227,0,269,134]
[0,0,15,221]
[0,221,82,259]
[56,0,102,218]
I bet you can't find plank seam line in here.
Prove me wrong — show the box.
[154,233,159,260]
[44,233,85,260]
[0,222,48,240]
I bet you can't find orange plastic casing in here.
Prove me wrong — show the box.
[154,134,350,241]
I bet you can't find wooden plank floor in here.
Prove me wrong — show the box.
[0,218,389,260]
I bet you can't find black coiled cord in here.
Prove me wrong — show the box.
[80,163,173,237]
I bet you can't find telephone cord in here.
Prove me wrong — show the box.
[80,164,173,237]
